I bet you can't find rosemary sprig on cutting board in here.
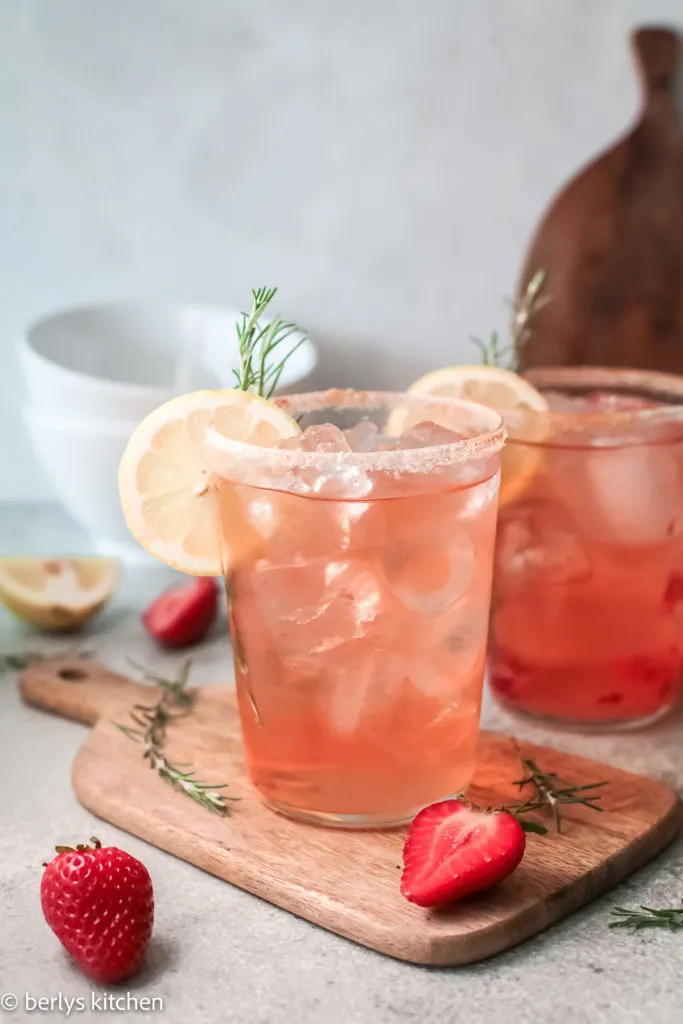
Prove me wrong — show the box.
[1,651,46,674]
[505,754,606,833]
[1,648,96,675]
[474,745,606,836]
[115,660,235,816]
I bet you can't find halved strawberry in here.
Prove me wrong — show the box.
[400,799,526,908]
[142,576,218,649]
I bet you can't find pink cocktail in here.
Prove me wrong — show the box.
[215,390,504,826]
[490,367,683,729]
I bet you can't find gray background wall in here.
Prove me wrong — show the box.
[2,0,682,501]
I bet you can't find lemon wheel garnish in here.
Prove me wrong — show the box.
[118,390,301,576]
[0,557,119,631]
[392,365,549,505]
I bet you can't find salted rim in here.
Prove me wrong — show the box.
[205,388,505,474]
[520,366,683,426]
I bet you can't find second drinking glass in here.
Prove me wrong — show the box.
[490,366,683,729]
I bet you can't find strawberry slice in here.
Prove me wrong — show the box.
[400,799,526,908]
[142,577,218,649]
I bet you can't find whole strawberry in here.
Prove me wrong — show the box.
[41,837,154,983]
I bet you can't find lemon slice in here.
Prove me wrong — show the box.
[118,389,301,575]
[0,557,120,631]
[393,366,549,504]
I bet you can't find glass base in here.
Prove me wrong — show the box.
[493,694,678,733]
[262,795,462,830]
[264,799,416,829]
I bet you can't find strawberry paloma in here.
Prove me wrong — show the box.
[118,289,505,826]
[490,367,683,727]
[118,384,504,825]
[216,391,504,825]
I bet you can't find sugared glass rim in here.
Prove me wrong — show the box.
[500,366,683,449]
[523,366,683,424]
[206,388,505,473]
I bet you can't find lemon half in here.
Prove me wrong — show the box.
[0,557,119,631]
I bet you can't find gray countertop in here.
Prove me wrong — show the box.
[2,503,682,1024]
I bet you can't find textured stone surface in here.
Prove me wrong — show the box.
[1,503,682,1022]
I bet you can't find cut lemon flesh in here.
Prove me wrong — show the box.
[0,556,120,631]
[118,389,301,576]
[394,366,549,504]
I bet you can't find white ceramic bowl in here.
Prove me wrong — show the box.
[22,408,147,562]
[19,302,318,422]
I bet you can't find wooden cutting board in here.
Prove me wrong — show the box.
[518,27,683,373]
[20,657,681,966]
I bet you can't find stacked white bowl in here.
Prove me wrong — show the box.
[19,303,318,562]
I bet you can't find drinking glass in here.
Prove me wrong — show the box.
[490,366,683,729]
[211,390,504,826]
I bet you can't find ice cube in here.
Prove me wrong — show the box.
[382,492,478,614]
[239,484,383,563]
[553,446,683,546]
[242,561,326,641]
[495,501,590,586]
[406,651,454,698]
[275,423,373,498]
[277,423,352,453]
[458,472,499,519]
[389,537,476,615]
[441,606,489,678]
[275,435,307,451]
[396,420,467,450]
[321,638,389,735]
[244,557,391,662]
[405,600,488,698]
[241,493,278,539]
[313,467,373,499]
[343,421,380,452]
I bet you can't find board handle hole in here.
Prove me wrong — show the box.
[58,666,88,682]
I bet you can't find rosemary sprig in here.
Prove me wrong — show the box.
[505,753,606,833]
[609,903,683,932]
[1,648,96,675]
[472,268,549,370]
[115,660,235,816]
[511,268,549,362]
[472,331,510,369]
[233,286,304,398]
[472,745,607,836]
[0,651,46,674]
[127,657,194,709]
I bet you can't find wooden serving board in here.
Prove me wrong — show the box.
[518,27,683,373]
[20,658,682,966]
